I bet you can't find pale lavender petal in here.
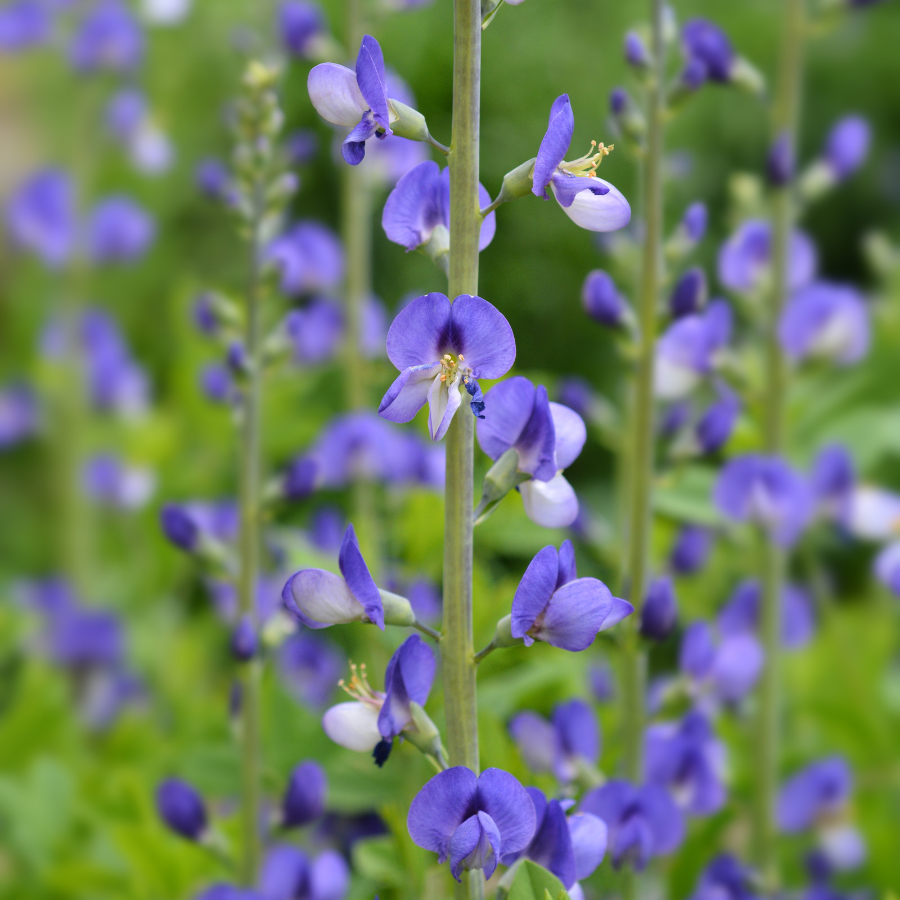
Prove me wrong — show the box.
[511,545,559,641]
[284,569,364,628]
[449,812,501,881]
[447,294,516,379]
[310,850,350,900]
[379,364,439,423]
[322,702,382,750]
[568,813,607,880]
[338,524,384,629]
[477,181,497,250]
[520,474,579,528]
[428,372,463,442]
[549,171,610,209]
[381,160,443,250]
[549,402,587,470]
[509,712,557,773]
[408,766,479,860]
[308,63,367,126]
[553,177,631,232]
[533,93,574,198]
[535,577,621,651]
[475,768,537,856]
[385,292,451,369]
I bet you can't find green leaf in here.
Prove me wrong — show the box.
[352,836,405,888]
[508,859,567,900]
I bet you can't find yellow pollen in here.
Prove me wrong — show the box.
[440,373,447,382]
[458,353,465,361]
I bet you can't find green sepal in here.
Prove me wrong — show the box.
[474,448,530,525]
[488,158,537,211]
[380,589,416,628]
[491,614,522,650]
[388,99,433,143]
[481,0,503,29]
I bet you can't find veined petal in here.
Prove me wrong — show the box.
[476,376,537,461]
[338,524,384,629]
[534,577,620,651]
[550,171,610,209]
[517,385,558,481]
[322,702,382,751]
[307,63,367,127]
[379,364,439,423]
[553,177,631,232]
[511,545,559,639]
[520,474,579,528]
[386,292,451,370]
[549,402,586,470]
[568,813,607,880]
[382,160,443,251]
[533,94,574,198]
[408,767,479,860]
[475,768,537,857]
[356,35,390,130]
[447,294,516,379]
[428,371,463,441]
[284,569,365,627]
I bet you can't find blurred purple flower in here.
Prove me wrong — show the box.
[286,130,320,165]
[695,383,740,454]
[624,30,648,68]
[669,524,714,575]
[689,855,759,900]
[717,578,815,650]
[582,269,629,328]
[822,116,871,181]
[196,158,236,204]
[258,845,349,900]
[874,541,900,597]
[680,620,764,704]
[589,662,614,702]
[284,299,344,365]
[83,453,155,509]
[47,606,124,668]
[69,0,143,72]
[200,363,237,405]
[277,632,343,708]
[156,778,208,841]
[811,444,855,524]
[230,616,258,662]
[281,760,327,828]
[5,169,75,267]
[160,499,238,553]
[669,267,707,318]
[0,0,50,52]
[681,19,735,84]
[639,576,677,641]
[680,201,708,245]
[846,485,900,541]
[767,131,794,187]
[0,383,40,448]
[86,196,155,263]
[278,0,325,58]
[266,221,344,296]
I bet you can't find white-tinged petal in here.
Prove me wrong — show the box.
[819,823,866,871]
[289,568,366,624]
[846,486,900,540]
[428,372,462,442]
[549,401,586,470]
[654,355,700,400]
[322,702,382,751]
[308,63,368,127]
[552,178,631,233]
[520,473,579,528]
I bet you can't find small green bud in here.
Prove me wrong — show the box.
[388,99,431,143]
[492,614,523,650]
[797,160,836,204]
[730,57,766,97]
[492,158,537,207]
[380,589,416,628]
[243,61,279,91]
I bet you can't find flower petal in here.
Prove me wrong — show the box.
[549,402,586,470]
[511,545,559,640]
[475,376,537,461]
[428,372,463,442]
[382,160,443,251]
[568,813,607,880]
[520,473,579,529]
[447,294,516,379]
[310,850,350,900]
[307,63,367,127]
[379,364,439,423]
[509,712,558,773]
[534,577,622,651]
[338,524,384,629]
[284,569,364,628]
[552,177,632,232]
[526,798,577,888]
[342,111,379,165]
[385,292,451,370]
[449,812,502,882]
[475,768,537,857]
[477,180,497,250]
[556,539,577,587]
[533,93,574,198]
[549,171,610,209]
[408,766,479,860]
[322,702,382,751]
[355,35,390,130]
[515,385,558,481]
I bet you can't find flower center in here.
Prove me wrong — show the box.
[438,352,471,386]
[338,661,383,710]
[559,140,614,178]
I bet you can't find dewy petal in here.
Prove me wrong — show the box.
[516,385,558,481]
[475,768,537,857]
[447,294,516,379]
[379,363,439,423]
[549,402,587,470]
[338,524,384,629]
[428,371,463,442]
[382,160,443,251]
[307,63,368,127]
[533,93,574,198]
[534,577,620,651]
[408,766,479,860]
[511,545,559,640]
[284,569,365,628]
[449,812,502,881]
[322,702,382,751]
[553,177,632,232]
[385,292,451,370]
[476,376,538,462]
[355,35,391,130]
[568,813,607,880]
[520,473,579,529]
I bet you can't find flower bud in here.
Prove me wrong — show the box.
[767,132,794,187]
[387,99,431,143]
[624,31,649,68]
[492,157,537,206]
[668,267,707,318]
[823,115,871,181]
[160,504,198,552]
[695,387,740,454]
[669,524,713,575]
[639,576,677,640]
[379,589,416,627]
[156,778,208,841]
[283,455,317,501]
[231,616,258,662]
[491,613,524,649]
[582,269,629,328]
[281,760,327,828]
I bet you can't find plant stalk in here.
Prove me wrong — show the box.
[444,0,483,896]
[754,0,805,889]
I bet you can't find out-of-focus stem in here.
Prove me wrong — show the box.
[444,0,482,897]
[754,0,805,889]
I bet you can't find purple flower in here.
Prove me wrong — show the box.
[156,778,208,841]
[718,219,817,295]
[555,377,594,422]
[695,383,740,454]
[624,31,648,68]
[282,760,327,828]
[279,1,325,58]
[823,116,870,181]
[277,632,343,708]
[689,855,759,900]
[0,383,40,448]
[669,524,714,575]
[378,292,515,442]
[284,299,344,365]
[87,196,155,263]
[811,444,855,523]
[286,130,319,166]
[509,698,599,782]
[192,293,218,335]
[160,500,238,553]
[589,662,614,702]
[679,621,763,704]
[200,363,237,405]
[196,887,263,900]
[644,711,726,816]
[874,541,900,597]
[655,301,732,400]
[779,282,869,366]
[582,269,630,327]
[266,221,344,296]
[476,376,586,528]
[106,88,146,141]
[681,19,735,83]
[639,576,677,641]
[767,132,794,187]
[5,169,75,267]
[283,523,386,629]
[258,845,349,900]
[307,35,394,165]
[669,267,707,318]
[846,485,900,540]
[69,0,143,72]
[407,767,536,881]
[680,201,708,245]
[511,540,632,651]
[715,453,812,546]
[230,616,258,662]
[46,607,124,668]
[579,780,684,870]
[196,158,236,203]
[717,579,815,650]
[83,453,155,509]
[0,1,50,52]
[609,87,628,116]
[532,94,631,232]
[382,160,495,252]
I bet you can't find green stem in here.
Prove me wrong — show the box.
[619,0,665,786]
[237,181,265,889]
[753,0,805,889]
[444,0,483,897]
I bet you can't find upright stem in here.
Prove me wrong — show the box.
[619,0,665,785]
[754,0,805,888]
[237,182,265,888]
[443,0,482,897]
